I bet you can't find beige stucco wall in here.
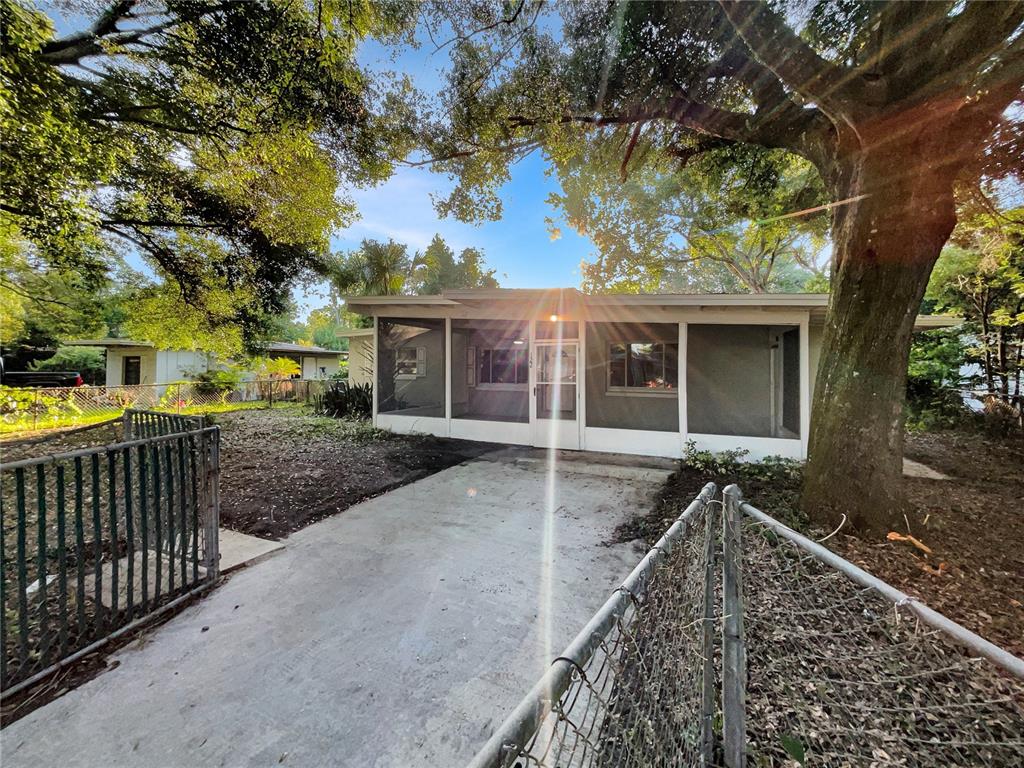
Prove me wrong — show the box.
[347,337,373,386]
[301,355,340,379]
[104,347,158,386]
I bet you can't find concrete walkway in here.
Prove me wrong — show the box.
[2,451,667,767]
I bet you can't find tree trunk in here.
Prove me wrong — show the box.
[802,143,957,534]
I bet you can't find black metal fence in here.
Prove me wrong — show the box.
[467,485,1024,768]
[1,412,220,695]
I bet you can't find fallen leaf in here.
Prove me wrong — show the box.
[886,531,933,555]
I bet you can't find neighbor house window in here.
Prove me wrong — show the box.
[395,347,426,378]
[478,347,528,386]
[122,356,141,385]
[608,342,678,390]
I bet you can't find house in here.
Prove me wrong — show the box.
[68,339,345,387]
[344,288,957,460]
[335,328,374,386]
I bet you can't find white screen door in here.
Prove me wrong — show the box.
[531,341,579,449]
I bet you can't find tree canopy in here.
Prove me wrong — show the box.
[549,140,829,293]
[331,234,500,298]
[1,0,418,350]
[410,234,499,294]
[410,0,1024,530]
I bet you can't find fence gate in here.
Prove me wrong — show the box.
[1,412,220,696]
[467,485,1024,768]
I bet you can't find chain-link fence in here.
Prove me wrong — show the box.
[736,493,1024,767]
[467,485,1024,768]
[0,379,329,435]
[467,483,719,768]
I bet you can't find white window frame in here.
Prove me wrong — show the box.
[475,345,529,390]
[606,341,679,397]
[395,346,426,380]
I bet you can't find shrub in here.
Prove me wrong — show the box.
[191,368,243,397]
[312,380,372,419]
[30,346,106,385]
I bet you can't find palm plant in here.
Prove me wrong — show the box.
[332,239,410,296]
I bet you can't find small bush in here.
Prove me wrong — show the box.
[29,346,106,385]
[191,368,243,397]
[312,380,372,419]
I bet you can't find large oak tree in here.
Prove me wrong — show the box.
[417,0,1024,532]
[1,0,416,351]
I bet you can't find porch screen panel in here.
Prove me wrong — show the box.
[687,324,801,438]
[585,322,679,432]
[450,320,529,423]
[377,318,446,417]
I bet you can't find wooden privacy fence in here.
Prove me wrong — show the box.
[0,412,220,695]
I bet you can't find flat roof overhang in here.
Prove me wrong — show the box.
[343,289,958,331]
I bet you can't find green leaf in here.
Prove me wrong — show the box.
[780,734,806,765]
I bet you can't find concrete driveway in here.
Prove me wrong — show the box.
[2,450,672,767]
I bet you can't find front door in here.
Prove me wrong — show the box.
[531,339,580,449]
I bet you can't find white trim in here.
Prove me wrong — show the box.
[376,413,449,437]
[678,322,687,449]
[530,324,581,450]
[444,318,452,422]
[800,313,810,456]
[474,383,528,392]
[688,433,803,460]
[371,316,379,428]
[577,318,586,450]
[584,427,683,459]
[450,418,530,445]
[603,388,677,399]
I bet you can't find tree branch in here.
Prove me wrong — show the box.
[717,0,864,120]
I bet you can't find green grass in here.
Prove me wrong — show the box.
[0,409,122,436]
[0,400,305,438]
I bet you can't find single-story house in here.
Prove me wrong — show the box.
[335,328,374,386]
[344,288,957,460]
[68,339,345,387]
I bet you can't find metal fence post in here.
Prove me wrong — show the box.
[33,390,39,431]
[203,427,220,580]
[176,383,182,414]
[721,484,747,768]
[700,496,718,767]
[122,409,133,441]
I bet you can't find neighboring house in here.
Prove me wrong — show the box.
[335,328,374,386]
[68,339,344,387]
[345,288,958,460]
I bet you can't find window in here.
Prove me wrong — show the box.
[608,342,678,390]
[477,347,528,386]
[122,356,141,385]
[395,347,425,378]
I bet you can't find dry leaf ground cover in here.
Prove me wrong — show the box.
[619,430,1024,658]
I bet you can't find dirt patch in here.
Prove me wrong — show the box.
[629,431,1024,659]
[212,408,498,539]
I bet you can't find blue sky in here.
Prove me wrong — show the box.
[305,34,595,310]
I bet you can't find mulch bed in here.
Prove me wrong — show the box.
[622,429,1024,659]
[212,408,498,539]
